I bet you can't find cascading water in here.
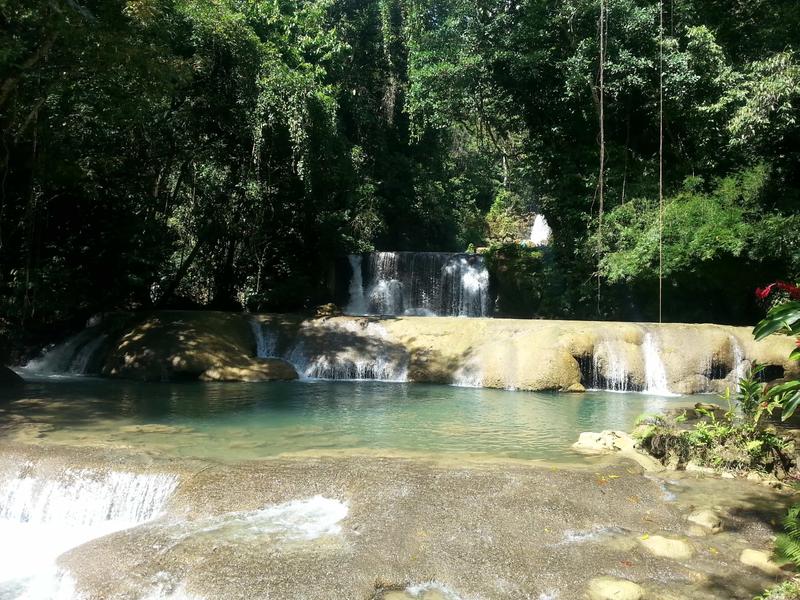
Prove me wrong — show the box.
[250,319,278,358]
[345,255,368,316]
[642,332,671,395]
[282,321,409,382]
[529,214,552,247]
[68,334,107,375]
[591,340,631,392]
[585,331,674,395]
[345,252,491,317]
[730,336,749,382]
[25,329,107,375]
[0,466,178,598]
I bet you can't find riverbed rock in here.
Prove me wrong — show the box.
[739,549,785,576]
[0,366,23,384]
[685,462,717,475]
[573,431,636,453]
[101,312,298,383]
[202,358,298,382]
[639,535,694,560]
[687,509,722,533]
[70,310,800,390]
[587,576,644,600]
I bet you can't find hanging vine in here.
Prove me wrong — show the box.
[658,0,664,323]
[597,0,607,315]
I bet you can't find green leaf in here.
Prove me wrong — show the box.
[754,302,800,340]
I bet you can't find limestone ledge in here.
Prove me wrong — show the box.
[80,311,798,387]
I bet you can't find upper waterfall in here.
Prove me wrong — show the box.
[344,252,491,317]
[529,214,552,247]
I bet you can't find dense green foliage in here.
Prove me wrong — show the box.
[634,392,793,476]
[1,0,799,342]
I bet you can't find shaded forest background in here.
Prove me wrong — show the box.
[1,0,798,351]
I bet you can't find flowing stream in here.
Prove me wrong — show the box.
[0,466,177,598]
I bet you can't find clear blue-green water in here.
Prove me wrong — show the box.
[0,377,702,462]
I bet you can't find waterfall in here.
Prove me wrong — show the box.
[642,332,671,395]
[250,318,278,358]
[591,340,631,392]
[585,332,673,395]
[345,252,491,317]
[344,255,368,316]
[0,467,177,596]
[25,329,106,375]
[68,334,107,374]
[282,321,408,382]
[451,358,483,388]
[529,214,552,247]
[730,336,749,383]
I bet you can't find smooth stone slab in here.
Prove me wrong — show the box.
[639,535,694,560]
[587,576,644,600]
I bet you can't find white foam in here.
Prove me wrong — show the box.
[406,582,466,600]
[529,214,552,246]
[191,495,348,543]
[0,468,177,595]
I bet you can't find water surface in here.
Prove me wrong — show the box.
[0,377,703,462]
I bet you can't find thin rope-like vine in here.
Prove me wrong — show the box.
[658,0,664,323]
[597,0,606,316]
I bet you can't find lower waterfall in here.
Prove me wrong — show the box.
[642,332,671,395]
[585,330,675,395]
[277,321,409,382]
[0,466,178,599]
[24,328,107,376]
[250,318,278,359]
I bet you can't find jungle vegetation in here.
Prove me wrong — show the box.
[1,0,798,348]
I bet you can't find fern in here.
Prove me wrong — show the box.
[775,505,800,568]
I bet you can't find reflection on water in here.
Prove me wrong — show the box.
[0,377,703,462]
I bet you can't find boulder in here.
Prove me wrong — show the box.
[0,366,23,384]
[103,312,298,383]
[686,509,722,533]
[639,535,694,560]
[565,382,586,393]
[315,303,342,318]
[739,549,784,575]
[587,576,644,600]
[202,358,298,382]
[573,431,636,453]
[573,430,664,472]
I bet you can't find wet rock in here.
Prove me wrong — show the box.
[573,431,636,453]
[315,303,342,318]
[573,431,663,472]
[119,424,196,435]
[587,576,644,600]
[685,462,716,475]
[639,535,694,560]
[202,358,298,382]
[739,549,784,576]
[565,382,586,393]
[687,509,722,533]
[0,366,23,384]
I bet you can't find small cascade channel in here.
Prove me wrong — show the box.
[580,329,676,395]
[24,328,108,376]
[283,321,409,382]
[344,252,491,317]
[0,465,178,598]
[251,318,409,382]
